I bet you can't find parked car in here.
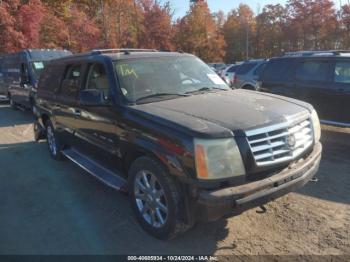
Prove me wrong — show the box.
[259,51,350,127]
[34,49,322,239]
[220,63,241,86]
[222,60,267,90]
[1,49,72,110]
[208,62,227,74]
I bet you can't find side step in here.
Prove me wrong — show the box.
[62,149,128,192]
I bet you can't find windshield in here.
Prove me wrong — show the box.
[31,61,46,79]
[114,56,229,103]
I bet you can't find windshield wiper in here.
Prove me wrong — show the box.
[135,93,190,103]
[185,87,227,95]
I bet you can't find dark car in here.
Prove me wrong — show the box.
[259,51,350,127]
[1,49,72,110]
[34,49,322,239]
[208,62,227,74]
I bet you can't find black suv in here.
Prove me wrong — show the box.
[34,49,322,239]
[259,51,350,127]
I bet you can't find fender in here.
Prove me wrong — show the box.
[120,134,191,181]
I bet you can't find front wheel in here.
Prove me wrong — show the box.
[128,157,190,240]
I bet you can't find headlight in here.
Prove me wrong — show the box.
[194,138,246,180]
[311,109,321,141]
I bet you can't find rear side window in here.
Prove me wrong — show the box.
[60,64,82,97]
[235,63,257,74]
[296,61,330,82]
[85,63,109,98]
[227,65,239,73]
[253,63,266,76]
[334,61,350,84]
[262,59,294,81]
[65,65,81,80]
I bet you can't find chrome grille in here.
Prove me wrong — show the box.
[246,118,314,166]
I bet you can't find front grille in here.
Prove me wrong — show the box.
[246,118,314,166]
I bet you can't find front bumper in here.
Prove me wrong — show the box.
[197,142,322,222]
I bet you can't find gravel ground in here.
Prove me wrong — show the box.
[0,103,349,256]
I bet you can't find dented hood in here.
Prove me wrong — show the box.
[131,89,312,138]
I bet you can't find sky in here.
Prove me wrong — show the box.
[169,0,288,18]
[168,0,339,19]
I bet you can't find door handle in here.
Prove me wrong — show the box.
[74,109,81,116]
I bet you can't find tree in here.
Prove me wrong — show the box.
[255,4,288,57]
[139,0,174,50]
[339,4,350,49]
[39,9,69,49]
[66,5,100,51]
[16,0,45,48]
[0,0,25,52]
[223,4,255,62]
[175,0,226,62]
[287,0,338,50]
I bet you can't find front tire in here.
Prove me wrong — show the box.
[128,156,190,240]
[46,120,64,160]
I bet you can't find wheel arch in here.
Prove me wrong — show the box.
[121,138,186,180]
[241,84,256,90]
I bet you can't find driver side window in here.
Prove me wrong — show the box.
[85,63,109,98]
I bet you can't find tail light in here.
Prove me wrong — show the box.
[232,74,238,85]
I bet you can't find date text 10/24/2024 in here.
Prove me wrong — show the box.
[127,256,219,261]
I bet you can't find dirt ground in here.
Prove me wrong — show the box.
[0,103,349,256]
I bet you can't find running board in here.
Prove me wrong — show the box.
[62,149,128,192]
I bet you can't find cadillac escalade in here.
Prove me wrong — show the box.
[33,49,322,239]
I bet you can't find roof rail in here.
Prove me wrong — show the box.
[283,50,350,57]
[91,49,158,55]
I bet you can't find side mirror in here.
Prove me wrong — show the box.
[79,89,109,106]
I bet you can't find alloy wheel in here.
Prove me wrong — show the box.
[134,170,168,228]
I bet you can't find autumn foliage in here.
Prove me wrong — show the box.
[1,0,350,63]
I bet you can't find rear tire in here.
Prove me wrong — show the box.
[34,121,46,141]
[128,156,191,240]
[45,120,64,160]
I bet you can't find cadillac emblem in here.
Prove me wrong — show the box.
[287,134,296,149]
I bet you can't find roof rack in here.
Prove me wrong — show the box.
[283,50,350,57]
[91,49,158,55]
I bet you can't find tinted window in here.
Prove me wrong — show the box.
[227,65,239,73]
[263,59,294,81]
[296,61,330,82]
[334,61,350,84]
[65,65,81,80]
[235,63,257,75]
[85,63,109,97]
[253,63,266,76]
[39,63,64,92]
[60,64,81,97]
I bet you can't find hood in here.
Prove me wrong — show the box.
[130,89,312,138]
